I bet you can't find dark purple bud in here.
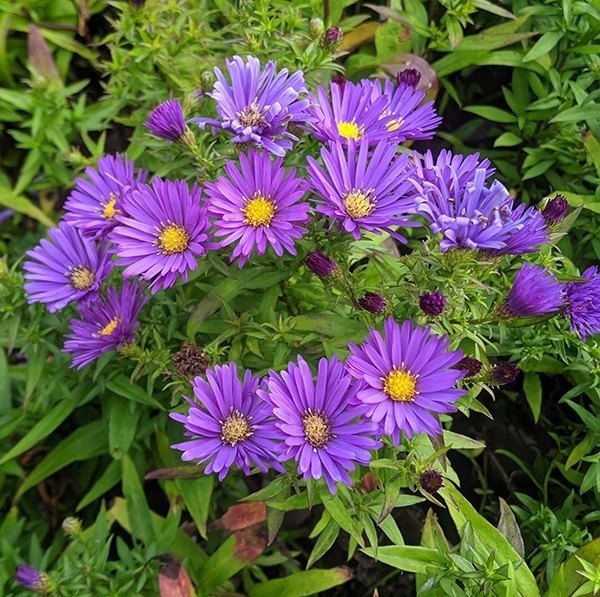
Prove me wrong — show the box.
[305,252,340,278]
[490,363,520,385]
[358,292,388,314]
[419,289,447,316]
[322,26,343,49]
[455,356,483,377]
[542,195,569,225]
[419,470,444,494]
[14,565,52,594]
[397,68,421,88]
[145,99,187,142]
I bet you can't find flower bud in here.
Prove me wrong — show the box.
[397,68,421,88]
[14,565,54,595]
[455,356,483,377]
[358,292,388,314]
[145,99,188,143]
[62,516,82,536]
[322,26,343,50]
[419,470,443,494]
[305,252,340,278]
[541,194,569,225]
[490,363,519,385]
[331,74,347,91]
[309,18,325,39]
[419,289,447,316]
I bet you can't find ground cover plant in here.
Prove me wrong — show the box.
[1,0,600,596]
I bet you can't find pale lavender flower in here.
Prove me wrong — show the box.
[204,150,310,266]
[110,178,209,292]
[171,363,284,480]
[23,221,112,312]
[346,318,466,444]
[191,55,311,156]
[63,281,148,369]
[307,138,418,241]
[260,355,381,494]
[503,263,564,318]
[564,266,600,340]
[63,154,148,239]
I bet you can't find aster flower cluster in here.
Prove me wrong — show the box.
[171,318,466,493]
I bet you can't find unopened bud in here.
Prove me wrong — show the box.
[455,356,483,377]
[490,363,519,385]
[419,289,447,316]
[419,470,444,494]
[358,292,388,314]
[14,565,54,595]
[62,516,82,536]
[541,194,569,225]
[397,68,421,88]
[309,18,325,39]
[322,26,343,50]
[305,252,340,278]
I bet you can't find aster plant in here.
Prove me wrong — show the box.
[110,178,209,292]
[346,318,466,444]
[23,221,113,313]
[259,355,381,493]
[171,363,284,480]
[204,150,310,266]
[191,55,311,156]
[564,266,600,340]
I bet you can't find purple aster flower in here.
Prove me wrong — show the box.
[63,280,148,369]
[305,251,341,278]
[14,565,52,594]
[307,138,418,241]
[358,291,388,314]
[307,80,389,145]
[63,154,148,239]
[259,355,381,494]
[170,363,284,480]
[412,159,548,254]
[191,55,310,156]
[23,221,112,313]
[346,318,466,444]
[362,77,441,143]
[419,289,447,316]
[204,150,309,267]
[110,178,209,292]
[542,194,569,225]
[502,263,564,318]
[145,99,188,142]
[564,266,600,340]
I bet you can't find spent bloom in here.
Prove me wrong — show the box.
[411,152,548,254]
[145,99,188,142]
[502,263,564,318]
[170,363,283,480]
[419,289,447,316]
[346,318,466,444]
[63,154,148,239]
[191,55,310,156]
[14,565,52,595]
[63,281,148,369]
[307,80,389,145]
[23,221,112,313]
[110,178,209,292]
[307,138,417,241]
[362,73,441,143]
[260,355,381,494]
[204,150,310,267]
[564,266,600,341]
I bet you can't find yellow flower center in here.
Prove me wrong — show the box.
[386,118,404,132]
[242,193,276,227]
[337,120,363,140]
[383,367,419,402]
[237,101,265,127]
[102,194,121,220]
[158,223,190,254]
[220,410,254,446]
[343,189,376,219]
[302,409,332,448]
[99,317,119,336]
[69,266,95,291]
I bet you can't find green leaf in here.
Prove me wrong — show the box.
[497,498,525,558]
[105,375,164,410]
[464,106,517,123]
[443,430,486,451]
[0,392,86,466]
[122,454,156,545]
[248,567,352,597]
[16,419,107,498]
[546,538,600,597]
[494,132,522,147]
[522,159,554,180]
[195,535,251,593]
[523,372,542,423]
[176,476,213,539]
[522,30,563,62]
[306,519,340,569]
[106,395,140,459]
[361,545,445,574]
[550,103,600,123]
[0,349,10,409]
[319,489,364,547]
[439,482,539,596]
[76,459,121,511]
[0,187,55,227]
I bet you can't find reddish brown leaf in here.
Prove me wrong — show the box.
[215,501,267,531]
[27,25,60,83]
[158,555,197,597]
[233,525,267,561]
